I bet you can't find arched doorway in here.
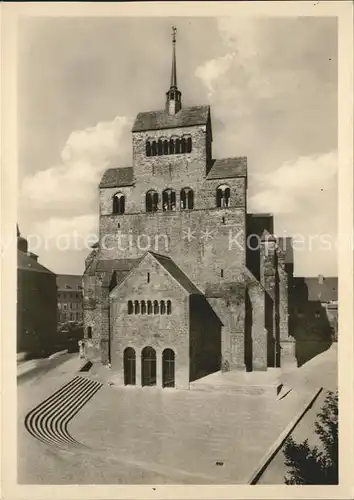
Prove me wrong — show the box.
[162,349,175,388]
[123,347,136,385]
[141,346,156,386]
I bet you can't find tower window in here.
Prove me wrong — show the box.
[162,189,176,211]
[221,269,224,278]
[151,141,157,156]
[163,140,169,155]
[87,326,92,339]
[146,190,159,212]
[147,272,150,283]
[113,193,125,215]
[180,188,194,210]
[216,185,231,209]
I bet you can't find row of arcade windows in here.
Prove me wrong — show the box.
[112,185,231,215]
[146,188,194,212]
[128,300,172,315]
[124,347,175,387]
[146,137,192,157]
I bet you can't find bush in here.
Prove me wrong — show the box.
[283,390,338,484]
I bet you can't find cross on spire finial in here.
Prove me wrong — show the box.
[172,25,177,43]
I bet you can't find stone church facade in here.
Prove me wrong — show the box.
[83,31,297,389]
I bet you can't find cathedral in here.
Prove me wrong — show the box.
[83,29,297,390]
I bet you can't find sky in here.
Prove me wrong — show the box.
[17,16,338,277]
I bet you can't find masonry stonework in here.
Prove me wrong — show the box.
[83,35,298,388]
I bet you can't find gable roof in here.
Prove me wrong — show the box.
[150,252,202,294]
[17,250,56,275]
[293,277,338,302]
[132,105,210,133]
[56,274,83,290]
[206,157,247,180]
[99,167,134,189]
[110,252,202,296]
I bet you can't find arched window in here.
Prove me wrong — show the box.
[157,139,163,156]
[160,300,166,315]
[128,300,133,315]
[216,185,231,209]
[175,138,181,154]
[124,347,136,385]
[141,300,146,315]
[162,189,176,211]
[224,187,230,208]
[186,137,192,153]
[162,349,175,388]
[167,300,172,315]
[153,300,159,315]
[146,190,159,212]
[147,300,152,315]
[141,346,156,386]
[169,138,175,155]
[163,140,169,155]
[181,137,186,153]
[180,188,194,210]
[113,193,125,215]
[146,141,152,157]
[87,326,92,339]
[151,141,157,156]
[134,300,140,315]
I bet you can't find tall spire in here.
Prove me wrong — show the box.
[170,26,177,89]
[166,26,182,115]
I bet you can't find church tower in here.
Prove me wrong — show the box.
[165,26,182,116]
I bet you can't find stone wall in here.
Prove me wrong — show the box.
[109,253,191,389]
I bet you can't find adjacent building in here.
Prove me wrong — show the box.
[17,225,57,354]
[56,275,84,326]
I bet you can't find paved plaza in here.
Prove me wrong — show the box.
[17,354,315,485]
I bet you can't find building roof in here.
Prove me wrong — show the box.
[56,274,83,291]
[132,105,210,133]
[86,258,139,277]
[206,157,247,180]
[293,277,338,302]
[99,167,134,189]
[17,250,56,275]
[150,252,202,295]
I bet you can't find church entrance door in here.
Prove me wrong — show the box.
[141,346,156,386]
[123,347,136,385]
[162,349,175,388]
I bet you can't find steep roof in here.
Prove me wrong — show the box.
[99,167,134,189]
[150,252,202,295]
[132,105,210,133]
[206,157,247,180]
[293,277,338,302]
[86,258,139,277]
[56,274,83,290]
[17,250,56,275]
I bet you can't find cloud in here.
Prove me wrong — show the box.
[249,150,337,214]
[195,52,235,96]
[21,116,132,211]
[26,214,99,274]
